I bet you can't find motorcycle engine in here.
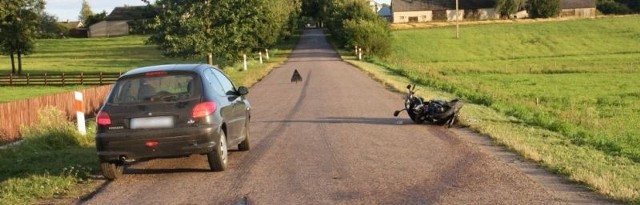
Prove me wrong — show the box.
[427,100,446,114]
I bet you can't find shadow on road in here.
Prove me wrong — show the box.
[125,167,211,175]
[257,117,414,126]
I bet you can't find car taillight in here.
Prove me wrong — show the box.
[192,101,216,118]
[145,71,167,76]
[97,111,112,126]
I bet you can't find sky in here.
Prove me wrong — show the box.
[45,0,392,22]
[45,0,149,22]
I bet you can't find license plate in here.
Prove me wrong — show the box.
[130,116,174,129]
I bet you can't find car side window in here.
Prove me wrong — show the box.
[211,69,235,95]
[203,69,226,96]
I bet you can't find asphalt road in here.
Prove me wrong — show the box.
[82,29,612,205]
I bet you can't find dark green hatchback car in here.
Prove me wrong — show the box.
[95,64,251,180]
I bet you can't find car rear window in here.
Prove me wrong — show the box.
[109,73,199,104]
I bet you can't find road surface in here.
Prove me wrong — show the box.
[82,29,612,205]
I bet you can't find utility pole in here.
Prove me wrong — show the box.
[456,0,460,39]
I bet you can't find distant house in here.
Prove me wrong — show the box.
[379,4,393,21]
[560,0,596,18]
[58,20,84,29]
[391,0,498,23]
[370,0,392,22]
[390,0,596,23]
[58,20,87,38]
[89,5,156,38]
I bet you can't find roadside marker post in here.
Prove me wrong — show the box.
[243,54,248,71]
[259,52,263,64]
[358,48,362,60]
[265,49,270,60]
[74,91,86,135]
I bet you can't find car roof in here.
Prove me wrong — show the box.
[122,64,210,77]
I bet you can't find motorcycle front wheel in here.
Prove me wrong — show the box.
[407,109,423,124]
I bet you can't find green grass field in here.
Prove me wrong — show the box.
[0,35,294,102]
[0,36,193,75]
[0,36,190,101]
[370,15,640,202]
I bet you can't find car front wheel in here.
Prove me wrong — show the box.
[207,130,228,171]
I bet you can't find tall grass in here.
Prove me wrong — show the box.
[0,107,96,205]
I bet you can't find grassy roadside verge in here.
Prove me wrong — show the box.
[340,54,639,203]
[0,34,300,204]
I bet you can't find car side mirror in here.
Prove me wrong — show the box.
[237,86,249,96]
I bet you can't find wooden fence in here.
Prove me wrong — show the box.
[0,85,113,143]
[0,72,120,86]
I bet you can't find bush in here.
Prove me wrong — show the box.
[1,107,96,204]
[598,1,633,14]
[343,18,391,57]
[527,0,561,18]
[325,0,392,58]
[616,0,640,12]
[495,0,525,18]
[20,107,92,150]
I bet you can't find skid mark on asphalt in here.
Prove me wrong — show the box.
[222,70,313,201]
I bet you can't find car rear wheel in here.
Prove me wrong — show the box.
[100,161,124,180]
[238,121,250,151]
[208,130,228,171]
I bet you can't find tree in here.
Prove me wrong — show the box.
[79,0,93,25]
[38,12,67,39]
[0,0,45,74]
[302,0,327,27]
[597,0,640,14]
[319,0,391,57]
[146,0,300,65]
[343,17,391,57]
[84,11,107,28]
[495,0,524,18]
[527,0,561,18]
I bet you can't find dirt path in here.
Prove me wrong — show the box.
[81,29,613,205]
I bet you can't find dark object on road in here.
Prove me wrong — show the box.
[393,84,462,127]
[291,69,302,83]
[95,64,251,180]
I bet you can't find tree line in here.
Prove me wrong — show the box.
[497,0,640,18]
[597,0,640,14]
[303,0,391,58]
[2,0,391,74]
[144,0,302,64]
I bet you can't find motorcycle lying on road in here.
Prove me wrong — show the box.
[393,84,463,127]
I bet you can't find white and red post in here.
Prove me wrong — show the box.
[74,91,86,135]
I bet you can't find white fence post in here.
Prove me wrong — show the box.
[265,49,270,60]
[74,91,86,135]
[243,54,247,71]
[259,52,263,64]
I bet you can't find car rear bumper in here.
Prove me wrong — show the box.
[96,126,220,163]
